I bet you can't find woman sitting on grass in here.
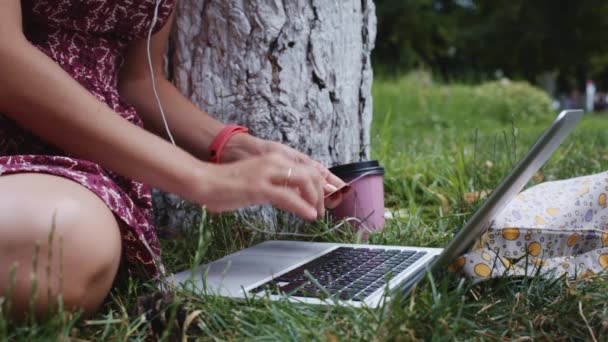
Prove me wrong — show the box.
[0,0,346,319]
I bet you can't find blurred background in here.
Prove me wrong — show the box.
[374,0,608,112]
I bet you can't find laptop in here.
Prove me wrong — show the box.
[172,109,583,308]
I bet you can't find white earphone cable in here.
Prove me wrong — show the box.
[148,0,176,146]
[236,209,374,238]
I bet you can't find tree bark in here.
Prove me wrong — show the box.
[154,0,377,231]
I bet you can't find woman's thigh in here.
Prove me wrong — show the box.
[0,173,122,317]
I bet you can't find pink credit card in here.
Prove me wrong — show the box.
[324,171,375,199]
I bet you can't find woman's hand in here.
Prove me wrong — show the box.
[259,140,348,209]
[192,153,325,221]
[223,134,349,210]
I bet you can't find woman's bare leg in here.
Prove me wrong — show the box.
[0,173,122,319]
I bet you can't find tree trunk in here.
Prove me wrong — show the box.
[154,0,377,232]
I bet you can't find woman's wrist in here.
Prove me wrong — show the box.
[220,132,265,163]
[175,158,217,203]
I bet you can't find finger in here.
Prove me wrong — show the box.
[278,153,338,212]
[289,152,346,192]
[310,160,347,190]
[266,187,318,221]
[282,167,323,216]
[324,183,338,193]
[316,183,325,216]
[341,186,354,198]
[324,169,346,188]
[307,165,326,215]
[265,154,298,186]
[324,191,343,209]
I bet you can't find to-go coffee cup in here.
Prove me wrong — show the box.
[329,160,385,238]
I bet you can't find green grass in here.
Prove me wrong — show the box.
[4,73,608,340]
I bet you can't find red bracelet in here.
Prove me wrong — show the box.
[209,125,249,163]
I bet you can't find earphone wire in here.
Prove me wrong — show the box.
[235,208,374,238]
[148,0,176,146]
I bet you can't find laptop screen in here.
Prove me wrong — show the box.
[431,109,583,272]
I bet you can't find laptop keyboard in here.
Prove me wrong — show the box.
[249,247,427,301]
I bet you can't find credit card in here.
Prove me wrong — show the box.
[324,171,374,199]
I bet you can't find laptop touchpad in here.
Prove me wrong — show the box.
[173,241,336,297]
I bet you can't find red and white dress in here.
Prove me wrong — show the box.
[0,0,176,278]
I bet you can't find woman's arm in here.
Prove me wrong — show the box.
[118,11,261,163]
[0,1,206,199]
[0,1,322,220]
[118,9,348,208]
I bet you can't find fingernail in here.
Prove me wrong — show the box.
[324,183,338,192]
[310,208,318,219]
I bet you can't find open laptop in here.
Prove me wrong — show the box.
[172,110,583,308]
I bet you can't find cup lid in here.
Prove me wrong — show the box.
[329,160,384,180]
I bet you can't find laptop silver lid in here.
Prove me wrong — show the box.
[432,109,584,271]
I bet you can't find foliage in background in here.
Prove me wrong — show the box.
[374,0,452,74]
[473,79,554,124]
[372,71,554,136]
[375,0,608,88]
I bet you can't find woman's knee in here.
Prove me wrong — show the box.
[0,174,122,317]
[47,195,122,314]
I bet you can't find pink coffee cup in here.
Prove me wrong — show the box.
[329,161,385,238]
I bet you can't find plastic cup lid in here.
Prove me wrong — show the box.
[329,160,384,180]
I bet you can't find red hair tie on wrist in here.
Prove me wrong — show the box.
[209,125,249,164]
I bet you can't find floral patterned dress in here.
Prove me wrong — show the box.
[0,0,175,278]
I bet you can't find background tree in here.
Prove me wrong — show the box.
[453,0,608,87]
[375,0,608,90]
[374,0,451,72]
